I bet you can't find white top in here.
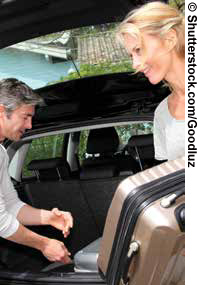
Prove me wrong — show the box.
[153,96,185,161]
[0,144,26,238]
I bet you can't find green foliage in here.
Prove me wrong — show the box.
[70,61,132,78]
[48,60,132,85]
[169,0,185,12]
[116,123,153,144]
[78,130,89,163]
[23,134,64,177]
[73,23,117,37]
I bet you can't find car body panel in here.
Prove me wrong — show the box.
[0,0,168,48]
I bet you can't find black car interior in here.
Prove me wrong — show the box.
[27,157,71,181]
[0,127,161,273]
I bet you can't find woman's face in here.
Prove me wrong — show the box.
[123,32,173,84]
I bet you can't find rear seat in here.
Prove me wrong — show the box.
[79,127,138,233]
[27,157,71,181]
[80,127,137,178]
[22,158,100,256]
[23,153,124,260]
[74,128,137,272]
[22,130,140,272]
[73,133,159,272]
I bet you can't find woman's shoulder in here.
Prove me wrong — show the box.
[0,144,5,155]
[0,144,7,164]
[154,96,169,118]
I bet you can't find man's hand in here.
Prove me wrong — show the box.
[17,205,73,238]
[7,224,72,264]
[41,238,72,263]
[49,208,73,238]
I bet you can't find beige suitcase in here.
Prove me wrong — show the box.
[98,158,185,285]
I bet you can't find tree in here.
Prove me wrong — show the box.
[169,0,185,12]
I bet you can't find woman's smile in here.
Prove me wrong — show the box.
[124,32,173,85]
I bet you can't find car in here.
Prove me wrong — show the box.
[0,0,184,285]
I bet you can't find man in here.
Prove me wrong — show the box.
[0,78,73,264]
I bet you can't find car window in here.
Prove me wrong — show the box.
[116,123,153,146]
[78,123,153,164]
[22,134,65,177]
[0,24,132,89]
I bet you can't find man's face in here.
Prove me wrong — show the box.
[0,104,35,141]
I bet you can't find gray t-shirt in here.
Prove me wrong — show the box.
[153,96,185,161]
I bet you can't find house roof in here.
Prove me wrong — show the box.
[9,29,130,65]
[77,31,129,65]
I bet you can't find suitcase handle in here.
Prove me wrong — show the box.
[122,241,139,285]
[160,188,185,208]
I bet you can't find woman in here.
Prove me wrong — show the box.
[117,1,185,161]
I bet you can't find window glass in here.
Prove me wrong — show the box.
[116,123,153,146]
[78,130,89,163]
[22,134,64,177]
[78,123,153,164]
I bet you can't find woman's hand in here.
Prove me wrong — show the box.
[49,208,73,238]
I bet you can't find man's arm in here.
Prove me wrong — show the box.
[17,204,73,238]
[0,146,73,262]
[7,223,71,263]
[1,202,72,263]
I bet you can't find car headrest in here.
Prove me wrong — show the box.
[86,127,119,154]
[127,134,154,161]
[128,134,153,147]
[27,158,71,181]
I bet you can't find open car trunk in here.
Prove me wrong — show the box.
[0,71,171,277]
[0,158,184,285]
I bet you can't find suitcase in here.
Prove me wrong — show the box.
[98,157,185,285]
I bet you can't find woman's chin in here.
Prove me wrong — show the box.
[147,76,161,85]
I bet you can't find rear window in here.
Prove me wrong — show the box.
[20,122,153,178]
[22,134,65,177]
[78,123,153,163]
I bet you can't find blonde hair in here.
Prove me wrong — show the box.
[117,1,185,65]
